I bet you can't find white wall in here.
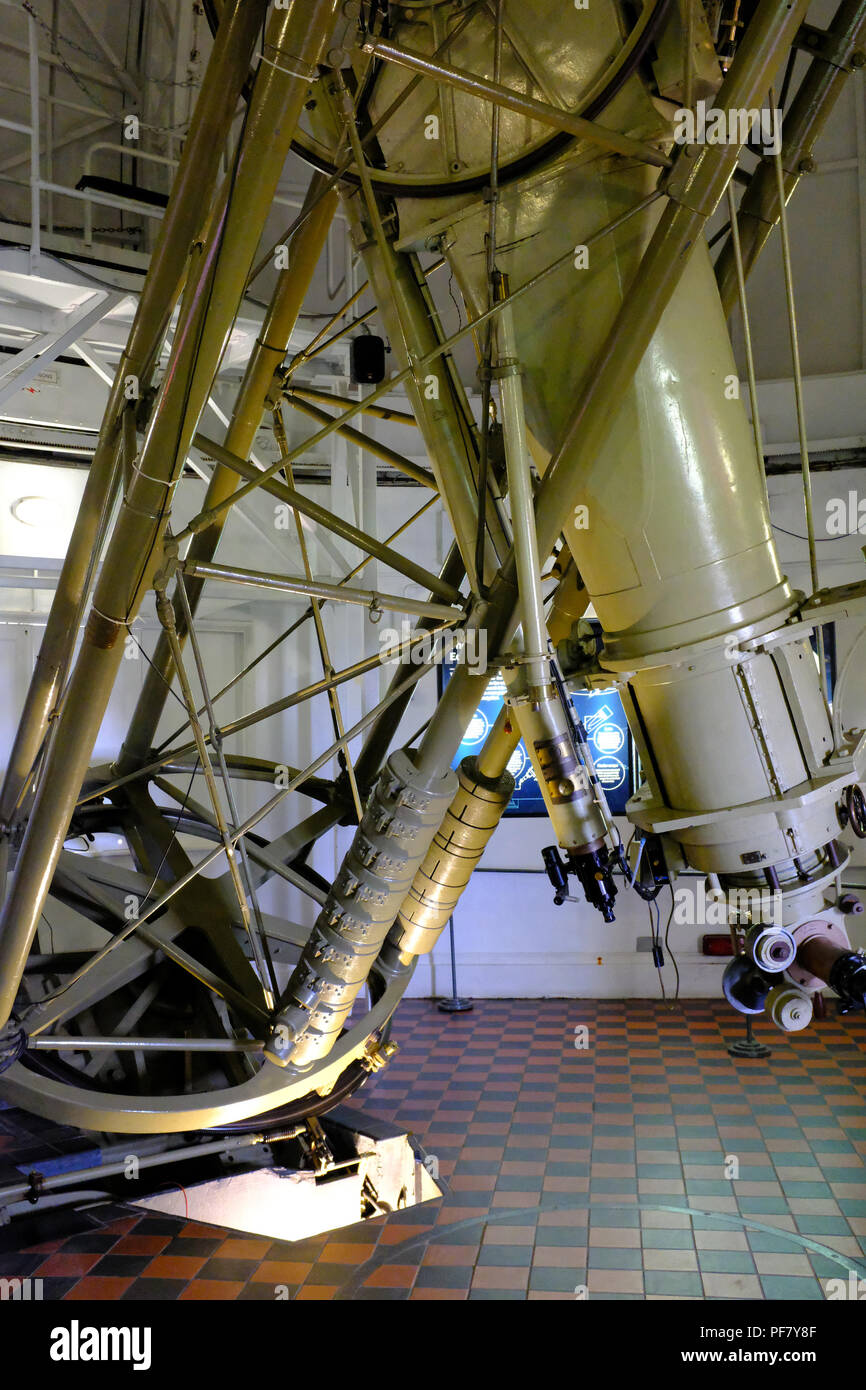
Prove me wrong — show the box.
[1,415,865,1005]
[1,1,865,1007]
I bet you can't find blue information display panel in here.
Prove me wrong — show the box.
[572,686,633,816]
[440,653,634,817]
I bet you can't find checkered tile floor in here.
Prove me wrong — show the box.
[1,998,865,1300]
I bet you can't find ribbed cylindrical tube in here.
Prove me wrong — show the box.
[265,750,456,1069]
[393,756,515,957]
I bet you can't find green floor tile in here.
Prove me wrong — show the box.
[697,1250,757,1274]
[536,1226,593,1246]
[588,1208,640,1228]
[496,1176,543,1192]
[434,1226,487,1245]
[414,1267,473,1290]
[644,1270,704,1297]
[779,1181,835,1199]
[808,1253,851,1279]
[794,1215,852,1235]
[641,1229,695,1250]
[746,1231,797,1254]
[822,1167,866,1184]
[760,1275,824,1300]
[476,1246,533,1267]
[737,1197,791,1215]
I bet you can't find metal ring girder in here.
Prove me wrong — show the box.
[289,0,673,195]
[25,860,309,1037]
[235,805,344,893]
[33,855,226,1032]
[23,913,173,1037]
[120,792,332,902]
[0,966,414,1134]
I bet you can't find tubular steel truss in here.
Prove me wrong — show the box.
[0,0,864,1133]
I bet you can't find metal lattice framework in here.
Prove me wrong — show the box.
[0,0,865,1132]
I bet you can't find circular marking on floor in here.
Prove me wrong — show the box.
[332,1198,866,1300]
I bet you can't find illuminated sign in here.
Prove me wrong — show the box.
[440,653,635,817]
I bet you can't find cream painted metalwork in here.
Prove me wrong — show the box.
[1,0,865,1132]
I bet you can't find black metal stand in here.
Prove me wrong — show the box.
[728,1014,771,1058]
[437,916,473,1013]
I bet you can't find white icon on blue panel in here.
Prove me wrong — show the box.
[507,744,536,791]
[507,745,527,779]
[595,756,627,791]
[462,709,490,746]
[593,722,625,755]
[583,704,613,734]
